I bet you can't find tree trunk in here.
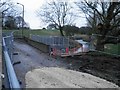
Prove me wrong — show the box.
[59,27,64,36]
[96,38,104,51]
[96,23,109,51]
[96,44,104,51]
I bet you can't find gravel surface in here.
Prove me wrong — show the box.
[26,67,119,88]
[13,39,119,88]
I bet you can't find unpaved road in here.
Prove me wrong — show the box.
[13,39,69,88]
[13,39,119,88]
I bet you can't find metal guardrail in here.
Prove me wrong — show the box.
[2,32,21,89]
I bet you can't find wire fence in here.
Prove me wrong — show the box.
[30,34,120,57]
[30,34,69,49]
[30,34,91,56]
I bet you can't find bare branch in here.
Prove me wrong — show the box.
[37,1,76,36]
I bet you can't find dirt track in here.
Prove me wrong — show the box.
[13,39,120,88]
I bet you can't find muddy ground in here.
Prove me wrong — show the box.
[59,52,120,86]
[13,39,120,88]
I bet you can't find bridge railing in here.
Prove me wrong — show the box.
[2,31,21,89]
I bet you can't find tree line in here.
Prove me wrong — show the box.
[37,0,120,50]
[47,24,92,36]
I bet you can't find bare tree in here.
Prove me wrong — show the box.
[0,0,18,14]
[0,0,9,13]
[0,0,26,29]
[76,1,120,50]
[37,0,75,36]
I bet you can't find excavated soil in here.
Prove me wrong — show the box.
[61,52,120,87]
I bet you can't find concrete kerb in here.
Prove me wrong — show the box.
[24,37,49,53]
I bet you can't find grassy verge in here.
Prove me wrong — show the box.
[2,29,61,36]
[104,43,120,56]
[29,29,60,36]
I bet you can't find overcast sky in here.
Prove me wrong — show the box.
[12,0,87,29]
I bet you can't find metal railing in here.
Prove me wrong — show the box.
[2,32,21,89]
[30,34,120,57]
[30,35,69,48]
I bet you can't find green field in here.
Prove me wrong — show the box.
[23,29,61,37]
[104,43,120,56]
[2,29,61,38]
